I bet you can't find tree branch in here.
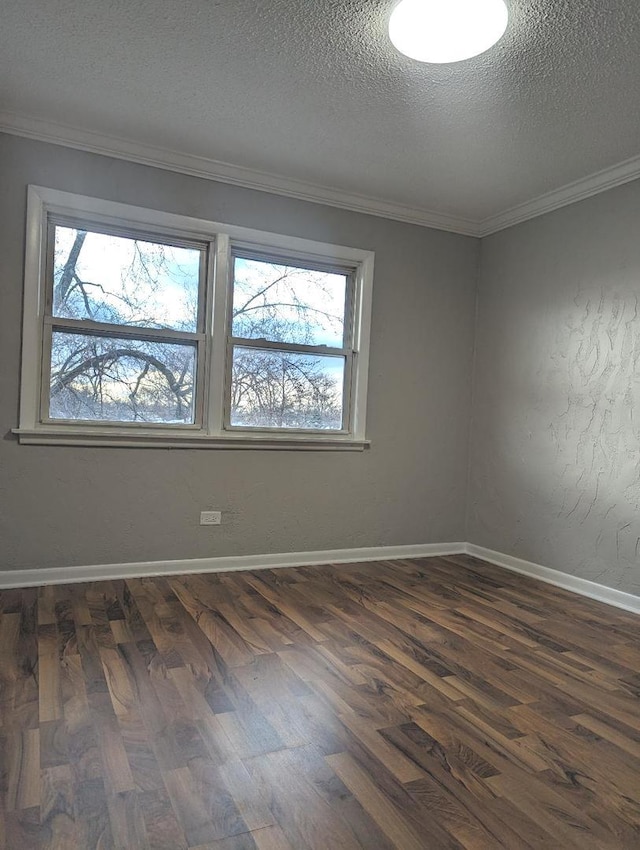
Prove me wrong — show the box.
[51,348,189,401]
[55,230,87,306]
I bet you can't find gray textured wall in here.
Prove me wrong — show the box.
[468,181,640,595]
[0,134,478,571]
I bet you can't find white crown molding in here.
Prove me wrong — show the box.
[0,542,466,589]
[0,111,479,237]
[466,543,640,615]
[477,153,640,236]
[2,109,640,241]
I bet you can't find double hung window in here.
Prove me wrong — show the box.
[17,187,373,449]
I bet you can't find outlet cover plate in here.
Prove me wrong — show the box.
[200,511,222,526]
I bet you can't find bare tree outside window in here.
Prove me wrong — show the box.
[20,188,373,448]
[48,230,350,430]
[52,226,199,331]
[50,330,197,423]
[48,226,201,423]
[230,256,348,430]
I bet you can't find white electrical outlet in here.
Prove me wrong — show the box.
[200,511,222,526]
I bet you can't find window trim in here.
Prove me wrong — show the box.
[15,186,374,450]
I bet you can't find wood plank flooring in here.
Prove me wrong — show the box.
[1,554,639,849]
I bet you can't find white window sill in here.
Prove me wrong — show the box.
[12,428,370,451]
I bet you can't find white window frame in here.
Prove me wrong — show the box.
[15,186,374,450]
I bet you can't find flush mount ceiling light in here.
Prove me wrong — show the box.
[389,0,509,64]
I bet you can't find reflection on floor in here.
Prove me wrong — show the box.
[1,554,640,848]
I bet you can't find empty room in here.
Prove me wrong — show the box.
[1,1,640,848]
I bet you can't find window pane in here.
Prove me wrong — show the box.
[232,256,347,348]
[49,331,196,424]
[230,346,344,430]
[52,225,202,332]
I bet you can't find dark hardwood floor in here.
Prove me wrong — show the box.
[1,554,639,849]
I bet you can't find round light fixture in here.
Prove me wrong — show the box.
[389,0,509,64]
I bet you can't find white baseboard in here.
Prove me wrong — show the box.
[1,541,638,617]
[0,542,465,589]
[465,543,640,615]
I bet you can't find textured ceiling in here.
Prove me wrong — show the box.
[2,0,640,224]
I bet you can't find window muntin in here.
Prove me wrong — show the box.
[18,187,373,448]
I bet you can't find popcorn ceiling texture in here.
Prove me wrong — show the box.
[1,0,640,220]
